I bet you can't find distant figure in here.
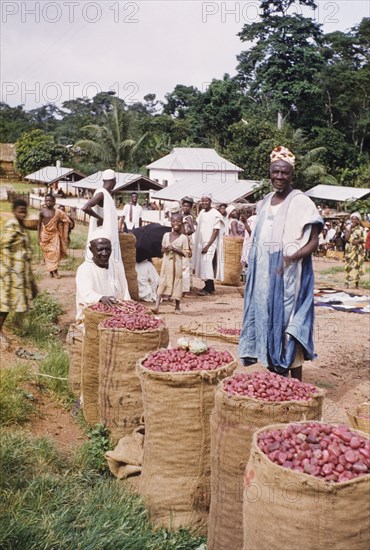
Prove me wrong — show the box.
[344,212,365,289]
[218,203,228,221]
[151,201,159,210]
[193,194,224,295]
[181,196,195,293]
[119,192,143,232]
[226,206,245,237]
[58,205,75,243]
[240,212,257,269]
[82,169,130,300]
[56,187,66,198]
[38,193,70,279]
[0,199,38,348]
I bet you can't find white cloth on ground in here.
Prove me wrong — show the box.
[86,187,130,300]
[135,260,159,302]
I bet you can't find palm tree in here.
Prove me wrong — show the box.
[76,99,146,171]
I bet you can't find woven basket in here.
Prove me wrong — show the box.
[23,218,38,230]
[347,402,370,434]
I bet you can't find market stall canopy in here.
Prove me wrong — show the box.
[305,185,370,202]
[25,166,85,185]
[72,172,163,192]
[152,179,262,204]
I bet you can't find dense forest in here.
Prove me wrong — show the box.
[1,0,369,191]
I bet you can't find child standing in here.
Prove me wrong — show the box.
[153,214,191,314]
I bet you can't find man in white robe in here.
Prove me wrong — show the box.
[82,169,130,300]
[75,229,122,325]
[192,194,224,295]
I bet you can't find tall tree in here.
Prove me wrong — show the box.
[236,0,325,128]
[0,103,33,142]
[15,129,69,175]
[189,75,243,150]
[162,85,201,119]
[75,99,145,171]
[319,19,370,153]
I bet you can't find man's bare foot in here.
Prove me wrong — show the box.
[344,282,349,289]
[175,309,181,315]
[152,308,159,314]
[50,272,54,278]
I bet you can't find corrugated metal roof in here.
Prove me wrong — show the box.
[147,147,242,172]
[25,166,84,184]
[305,185,370,202]
[73,172,163,192]
[152,179,261,203]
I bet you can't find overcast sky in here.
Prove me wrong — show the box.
[1,0,369,110]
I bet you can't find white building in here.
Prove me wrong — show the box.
[147,147,242,188]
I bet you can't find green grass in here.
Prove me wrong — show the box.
[8,291,64,346]
[0,181,35,192]
[37,345,74,404]
[72,424,113,475]
[0,431,206,549]
[0,364,36,426]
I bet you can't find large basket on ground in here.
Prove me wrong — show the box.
[98,322,169,442]
[207,381,325,550]
[137,354,237,532]
[243,422,370,550]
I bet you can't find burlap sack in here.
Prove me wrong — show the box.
[243,422,370,550]
[99,323,169,442]
[137,356,237,532]
[221,236,243,286]
[105,424,145,479]
[119,233,139,301]
[207,385,325,550]
[66,323,84,396]
[81,307,115,425]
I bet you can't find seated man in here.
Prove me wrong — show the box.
[75,227,123,327]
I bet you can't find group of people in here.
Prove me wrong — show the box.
[1,147,367,382]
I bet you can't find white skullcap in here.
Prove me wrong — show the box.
[226,204,236,217]
[201,193,212,200]
[88,226,111,244]
[102,169,115,180]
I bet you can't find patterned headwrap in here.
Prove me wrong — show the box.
[270,146,295,167]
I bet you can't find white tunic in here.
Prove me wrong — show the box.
[75,261,119,323]
[121,203,143,230]
[192,208,224,280]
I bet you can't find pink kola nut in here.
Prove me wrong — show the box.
[143,346,234,372]
[257,421,370,482]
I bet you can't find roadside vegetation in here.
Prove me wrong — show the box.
[0,291,205,549]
